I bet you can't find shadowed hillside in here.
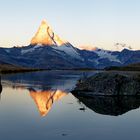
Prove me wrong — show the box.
[0,60,42,73]
[105,63,140,71]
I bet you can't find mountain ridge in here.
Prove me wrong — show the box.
[0,20,140,70]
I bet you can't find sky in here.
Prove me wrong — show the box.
[0,0,140,50]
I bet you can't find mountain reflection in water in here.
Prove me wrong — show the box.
[1,71,92,117]
[30,89,67,116]
[1,71,140,117]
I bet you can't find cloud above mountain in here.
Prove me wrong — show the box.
[78,45,97,51]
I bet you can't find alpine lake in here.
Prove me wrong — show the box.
[0,70,140,140]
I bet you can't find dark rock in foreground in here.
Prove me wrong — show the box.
[0,76,2,94]
[73,72,140,96]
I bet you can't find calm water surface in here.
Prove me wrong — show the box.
[0,71,140,140]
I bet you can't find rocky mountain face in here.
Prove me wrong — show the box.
[0,20,140,69]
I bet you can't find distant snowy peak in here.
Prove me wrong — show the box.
[31,20,65,46]
[94,49,121,63]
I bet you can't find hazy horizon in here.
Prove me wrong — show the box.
[0,0,140,50]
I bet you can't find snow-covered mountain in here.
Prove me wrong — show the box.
[0,20,140,69]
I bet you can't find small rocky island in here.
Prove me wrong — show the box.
[72,72,140,116]
[73,72,140,96]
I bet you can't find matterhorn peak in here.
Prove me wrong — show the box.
[41,19,48,25]
[31,20,64,46]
